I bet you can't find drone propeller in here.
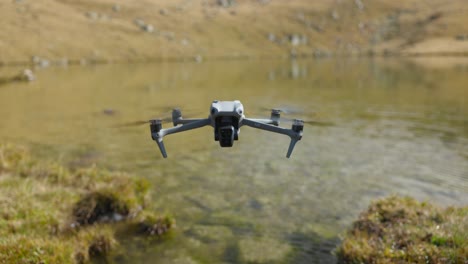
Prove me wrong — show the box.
[281,117,334,127]
[113,116,172,128]
[259,106,316,116]
[253,108,333,127]
[113,108,203,128]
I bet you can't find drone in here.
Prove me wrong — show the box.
[149,100,304,158]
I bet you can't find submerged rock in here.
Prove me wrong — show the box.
[239,237,291,263]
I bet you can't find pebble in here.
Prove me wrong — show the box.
[134,19,156,33]
[31,56,50,68]
[218,0,235,8]
[181,38,189,45]
[455,34,468,41]
[355,0,364,10]
[194,55,203,63]
[56,58,68,67]
[289,34,300,46]
[268,33,276,42]
[112,4,121,12]
[301,34,308,45]
[21,69,35,81]
[331,10,339,20]
[134,18,145,27]
[86,11,99,20]
[143,24,154,33]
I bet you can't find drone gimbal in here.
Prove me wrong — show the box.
[150,100,304,158]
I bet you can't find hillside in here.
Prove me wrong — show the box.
[1,0,468,65]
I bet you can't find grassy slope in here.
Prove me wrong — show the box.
[0,0,467,64]
[0,143,174,263]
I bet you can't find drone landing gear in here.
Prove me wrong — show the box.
[150,119,168,158]
[286,120,304,158]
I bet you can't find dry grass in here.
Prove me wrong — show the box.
[0,0,467,64]
[336,196,467,264]
[0,143,174,263]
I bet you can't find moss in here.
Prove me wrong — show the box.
[73,191,130,225]
[134,214,175,237]
[0,143,174,263]
[336,196,467,264]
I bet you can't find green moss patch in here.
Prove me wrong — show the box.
[336,196,467,264]
[0,143,174,263]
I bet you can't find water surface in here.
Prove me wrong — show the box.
[0,58,467,263]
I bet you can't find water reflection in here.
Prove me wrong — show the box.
[0,58,467,263]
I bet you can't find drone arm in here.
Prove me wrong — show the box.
[174,118,210,126]
[242,118,303,158]
[152,118,211,158]
[160,118,211,137]
[242,118,297,137]
[246,118,279,126]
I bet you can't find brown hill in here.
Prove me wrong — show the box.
[1,0,467,64]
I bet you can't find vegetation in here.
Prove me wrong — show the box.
[0,143,174,263]
[336,196,467,264]
[1,0,468,65]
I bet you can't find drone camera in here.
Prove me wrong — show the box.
[219,125,235,147]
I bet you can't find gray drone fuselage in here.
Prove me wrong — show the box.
[210,100,244,147]
[150,100,303,158]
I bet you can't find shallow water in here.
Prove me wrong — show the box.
[1,58,467,263]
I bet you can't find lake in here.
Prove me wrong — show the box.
[0,58,467,263]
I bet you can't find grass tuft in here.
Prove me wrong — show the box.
[0,143,174,263]
[336,196,467,264]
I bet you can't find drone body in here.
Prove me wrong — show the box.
[150,100,304,158]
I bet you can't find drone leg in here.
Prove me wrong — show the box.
[150,119,168,158]
[286,138,298,158]
[155,138,168,158]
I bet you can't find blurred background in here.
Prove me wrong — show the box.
[1,1,467,263]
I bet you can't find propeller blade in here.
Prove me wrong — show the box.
[113,117,172,128]
[302,120,334,126]
[258,106,316,116]
[280,117,334,126]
